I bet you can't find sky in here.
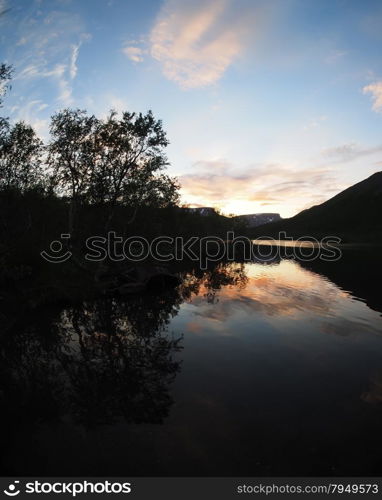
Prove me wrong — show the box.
[1,0,382,217]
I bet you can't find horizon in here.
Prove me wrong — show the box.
[1,0,382,217]
[186,169,382,217]
[3,1,382,486]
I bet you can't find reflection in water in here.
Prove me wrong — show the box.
[1,250,382,475]
[362,374,382,404]
[181,259,382,338]
[299,247,382,315]
[0,262,246,473]
[179,262,248,304]
[1,291,188,423]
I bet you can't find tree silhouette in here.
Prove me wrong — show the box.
[48,108,179,234]
[0,121,43,191]
[0,64,43,193]
[0,63,12,109]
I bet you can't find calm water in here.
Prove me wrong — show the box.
[1,249,382,476]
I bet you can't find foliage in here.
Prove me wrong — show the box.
[48,108,179,210]
[0,121,43,191]
[0,63,248,288]
[0,63,12,108]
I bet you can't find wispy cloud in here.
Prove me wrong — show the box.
[322,142,382,163]
[12,99,50,138]
[97,94,130,118]
[179,161,339,213]
[69,42,81,79]
[122,45,145,63]
[302,115,327,131]
[363,81,382,113]
[324,49,347,64]
[18,62,66,80]
[148,0,251,89]
[10,8,90,106]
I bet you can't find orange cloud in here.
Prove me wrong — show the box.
[178,161,339,215]
[150,0,250,88]
[363,81,382,113]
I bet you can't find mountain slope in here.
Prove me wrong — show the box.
[252,172,382,243]
[233,213,281,228]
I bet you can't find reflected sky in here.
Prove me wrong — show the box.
[2,257,382,476]
[163,259,382,475]
[176,260,382,338]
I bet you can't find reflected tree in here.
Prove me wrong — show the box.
[0,292,183,431]
[57,295,183,426]
[0,261,249,436]
[179,262,248,304]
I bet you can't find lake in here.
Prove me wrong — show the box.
[1,248,382,476]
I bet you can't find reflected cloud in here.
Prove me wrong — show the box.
[362,373,382,404]
[186,261,342,325]
[180,260,382,340]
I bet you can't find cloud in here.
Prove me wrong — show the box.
[149,0,250,88]
[302,115,327,131]
[324,49,347,64]
[12,99,50,138]
[98,94,129,118]
[16,36,27,46]
[57,77,73,105]
[322,142,382,163]
[10,8,90,106]
[69,42,81,79]
[122,46,145,63]
[0,0,7,18]
[18,61,74,105]
[18,62,66,80]
[179,160,340,213]
[363,81,382,113]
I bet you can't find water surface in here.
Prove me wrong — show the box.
[1,251,382,476]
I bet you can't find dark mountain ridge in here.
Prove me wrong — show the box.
[233,213,281,228]
[252,172,382,243]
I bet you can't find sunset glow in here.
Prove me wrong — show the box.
[1,0,382,216]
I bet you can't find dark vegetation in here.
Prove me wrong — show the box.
[0,64,247,308]
[1,64,255,459]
